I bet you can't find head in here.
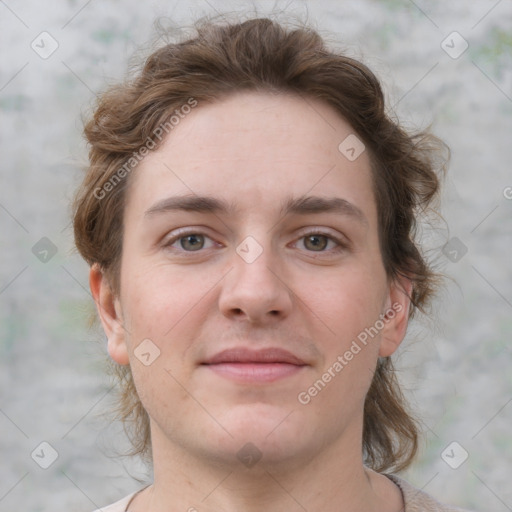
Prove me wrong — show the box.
[73,17,447,473]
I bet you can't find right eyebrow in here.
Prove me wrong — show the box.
[144,195,234,217]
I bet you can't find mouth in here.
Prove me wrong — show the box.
[201,347,308,383]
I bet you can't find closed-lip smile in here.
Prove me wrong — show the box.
[201,347,308,383]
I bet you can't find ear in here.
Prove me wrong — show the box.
[89,264,130,366]
[378,275,413,358]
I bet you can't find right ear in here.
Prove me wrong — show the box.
[89,264,130,366]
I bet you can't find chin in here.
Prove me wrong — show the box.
[209,403,315,464]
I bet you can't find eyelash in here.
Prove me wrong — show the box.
[292,229,347,253]
[163,228,348,255]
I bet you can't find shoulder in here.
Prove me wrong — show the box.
[91,491,138,512]
[386,474,473,512]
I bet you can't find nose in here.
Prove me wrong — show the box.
[218,243,293,324]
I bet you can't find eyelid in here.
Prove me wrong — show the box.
[162,227,221,250]
[295,227,349,246]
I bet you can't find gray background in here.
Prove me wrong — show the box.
[0,0,511,510]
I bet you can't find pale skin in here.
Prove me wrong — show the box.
[90,91,412,512]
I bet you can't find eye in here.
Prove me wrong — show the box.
[303,234,330,251]
[295,231,346,253]
[178,234,206,251]
[165,231,217,252]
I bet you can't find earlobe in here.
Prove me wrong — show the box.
[89,264,130,366]
[378,277,413,358]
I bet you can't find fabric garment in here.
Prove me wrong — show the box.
[92,474,472,511]
[387,474,471,511]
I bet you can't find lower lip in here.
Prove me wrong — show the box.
[203,363,306,383]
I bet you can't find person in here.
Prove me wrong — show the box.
[73,16,472,512]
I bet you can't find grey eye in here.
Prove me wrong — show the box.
[180,234,205,251]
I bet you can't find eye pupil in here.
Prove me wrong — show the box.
[181,234,204,251]
[305,235,328,251]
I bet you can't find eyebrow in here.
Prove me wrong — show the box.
[144,194,367,225]
[281,196,367,225]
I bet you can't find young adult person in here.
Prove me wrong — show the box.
[73,16,471,512]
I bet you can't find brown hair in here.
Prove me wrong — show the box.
[73,16,448,473]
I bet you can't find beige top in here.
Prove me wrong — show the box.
[93,475,472,511]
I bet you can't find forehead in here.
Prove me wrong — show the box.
[126,91,375,220]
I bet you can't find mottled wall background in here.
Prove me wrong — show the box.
[0,1,511,511]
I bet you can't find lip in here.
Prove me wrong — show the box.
[203,347,307,365]
[201,347,308,383]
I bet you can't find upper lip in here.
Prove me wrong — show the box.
[202,347,307,365]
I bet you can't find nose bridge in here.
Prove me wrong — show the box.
[235,242,277,288]
[219,234,292,321]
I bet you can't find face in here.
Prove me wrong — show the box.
[92,91,410,469]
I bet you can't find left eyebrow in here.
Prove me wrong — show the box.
[281,195,368,226]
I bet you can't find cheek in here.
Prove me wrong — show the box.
[119,261,221,390]
[119,267,204,424]
[301,270,385,406]
[304,263,387,341]
[121,261,212,338]
[298,264,387,406]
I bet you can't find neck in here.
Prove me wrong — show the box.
[129,424,403,512]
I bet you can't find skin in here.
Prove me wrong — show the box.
[90,91,412,512]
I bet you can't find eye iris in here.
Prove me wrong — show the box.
[181,234,204,251]
[305,234,328,251]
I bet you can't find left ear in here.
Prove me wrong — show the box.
[378,275,413,358]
